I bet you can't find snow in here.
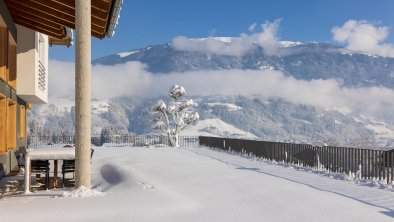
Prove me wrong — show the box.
[192,37,236,43]
[259,64,275,70]
[27,147,75,160]
[117,50,139,58]
[63,186,104,198]
[366,124,394,138]
[1,147,394,221]
[206,102,243,111]
[182,118,257,139]
[168,84,186,98]
[330,107,352,115]
[334,119,342,125]
[47,98,109,114]
[339,49,379,58]
[191,38,304,48]
[153,100,166,111]
[352,114,394,141]
[279,41,304,47]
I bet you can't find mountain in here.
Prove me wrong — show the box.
[93,40,394,89]
[29,95,392,148]
[28,38,394,148]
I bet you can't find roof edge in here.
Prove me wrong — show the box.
[106,0,123,38]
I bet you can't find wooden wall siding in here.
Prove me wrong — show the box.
[5,0,113,39]
[7,100,16,150]
[7,33,16,89]
[0,17,7,82]
[19,105,26,139]
[0,2,27,156]
[0,95,6,153]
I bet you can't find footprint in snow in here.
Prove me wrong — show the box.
[137,181,155,189]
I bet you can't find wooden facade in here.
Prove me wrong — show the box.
[0,0,27,177]
[0,5,21,155]
[0,0,122,177]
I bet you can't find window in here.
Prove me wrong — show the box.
[0,95,6,153]
[7,100,16,150]
[0,17,7,82]
[20,105,26,139]
[8,33,16,89]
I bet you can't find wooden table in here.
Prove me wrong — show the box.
[24,147,75,193]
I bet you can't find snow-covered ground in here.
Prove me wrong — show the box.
[1,147,394,222]
[183,118,257,139]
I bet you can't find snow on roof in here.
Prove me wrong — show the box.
[106,0,124,38]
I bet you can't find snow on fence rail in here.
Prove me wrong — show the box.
[28,135,199,148]
[199,136,394,184]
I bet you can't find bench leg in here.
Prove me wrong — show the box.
[62,165,65,188]
[45,160,50,190]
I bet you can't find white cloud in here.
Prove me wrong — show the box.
[171,19,282,56]
[49,60,152,99]
[49,60,394,121]
[171,36,255,57]
[332,20,394,57]
[248,22,257,32]
[255,19,281,56]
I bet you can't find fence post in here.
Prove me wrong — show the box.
[391,152,394,184]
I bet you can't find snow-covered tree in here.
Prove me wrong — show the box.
[100,127,114,145]
[152,85,199,147]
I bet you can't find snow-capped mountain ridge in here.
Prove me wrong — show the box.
[187,37,304,48]
[93,40,394,89]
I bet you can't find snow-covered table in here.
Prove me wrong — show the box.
[24,147,75,193]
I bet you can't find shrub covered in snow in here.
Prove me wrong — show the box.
[152,84,199,147]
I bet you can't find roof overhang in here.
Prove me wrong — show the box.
[4,0,123,43]
[49,28,73,47]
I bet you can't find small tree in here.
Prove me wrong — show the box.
[100,127,113,145]
[152,84,199,147]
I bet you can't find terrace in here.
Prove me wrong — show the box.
[1,141,394,221]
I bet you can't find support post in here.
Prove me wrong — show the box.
[75,0,91,188]
[24,154,31,194]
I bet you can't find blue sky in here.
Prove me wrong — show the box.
[49,0,394,61]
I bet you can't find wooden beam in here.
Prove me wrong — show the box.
[53,0,111,11]
[6,3,73,32]
[28,0,108,24]
[11,14,64,37]
[92,0,112,11]
[6,0,75,25]
[6,0,107,27]
[14,20,63,39]
[49,36,71,46]
[5,1,106,38]
[51,0,110,19]
[10,10,64,34]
